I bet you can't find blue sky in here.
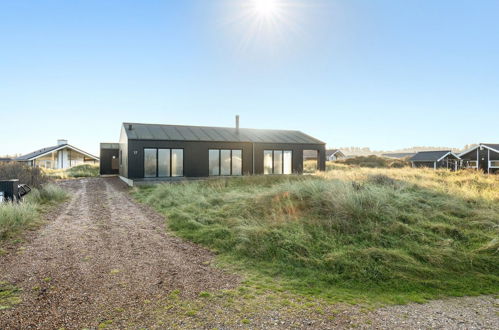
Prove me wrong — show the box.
[1,0,498,156]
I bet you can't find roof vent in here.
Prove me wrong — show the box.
[57,139,68,146]
[128,124,133,130]
[235,115,240,134]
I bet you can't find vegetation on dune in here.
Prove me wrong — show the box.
[336,155,410,168]
[43,164,99,179]
[134,167,499,303]
[0,184,67,240]
[0,163,50,187]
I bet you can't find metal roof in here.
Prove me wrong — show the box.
[483,144,499,152]
[382,153,416,159]
[122,123,325,144]
[15,144,99,161]
[409,150,458,162]
[15,145,63,161]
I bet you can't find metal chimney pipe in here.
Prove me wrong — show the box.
[236,115,240,134]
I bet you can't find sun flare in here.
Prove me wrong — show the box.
[251,0,280,18]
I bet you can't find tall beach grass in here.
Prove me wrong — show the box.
[0,184,67,240]
[133,167,499,303]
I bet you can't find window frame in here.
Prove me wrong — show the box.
[143,148,184,178]
[208,149,243,176]
[264,150,293,175]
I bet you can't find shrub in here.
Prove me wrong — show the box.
[0,163,50,187]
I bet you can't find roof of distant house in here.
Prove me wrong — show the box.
[15,144,99,161]
[409,150,459,162]
[382,152,416,159]
[122,122,325,145]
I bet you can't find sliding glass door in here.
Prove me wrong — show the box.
[263,150,292,175]
[209,149,243,176]
[144,148,183,178]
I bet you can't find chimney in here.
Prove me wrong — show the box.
[57,139,68,146]
[235,115,240,134]
[128,124,133,130]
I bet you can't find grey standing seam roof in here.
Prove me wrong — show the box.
[123,123,325,144]
[409,150,456,162]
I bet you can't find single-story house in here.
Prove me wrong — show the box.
[409,150,460,170]
[459,143,499,173]
[102,119,326,184]
[0,158,12,164]
[15,140,99,169]
[326,149,346,161]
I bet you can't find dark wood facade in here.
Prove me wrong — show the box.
[116,123,326,180]
[459,144,499,173]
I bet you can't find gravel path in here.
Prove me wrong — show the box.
[340,295,499,329]
[0,177,497,329]
[0,177,237,329]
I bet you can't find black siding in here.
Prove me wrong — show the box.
[125,140,326,179]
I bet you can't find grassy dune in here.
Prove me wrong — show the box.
[43,164,99,179]
[0,184,67,240]
[133,166,499,303]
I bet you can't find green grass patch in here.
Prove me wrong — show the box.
[0,281,22,310]
[133,168,499,303]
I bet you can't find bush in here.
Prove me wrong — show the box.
[0,163,50,187]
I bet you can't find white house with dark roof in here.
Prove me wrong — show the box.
[409,150,460,170]
[15,139,99,169]
[458,143,499,173]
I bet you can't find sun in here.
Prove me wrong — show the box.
[251,0,281,18]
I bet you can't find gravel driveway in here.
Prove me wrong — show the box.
[0,177,497,329]
[0,177,237,329]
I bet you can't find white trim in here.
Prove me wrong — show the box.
[26,145,99,161]
[436,152,460,162]
[434,161,437,170]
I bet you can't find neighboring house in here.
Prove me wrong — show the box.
[15,140,99,169]
[102,120,326,184]
[409,150,460,170]
[459,143,499,174]
[382,152,416,159]
[0,158,12,164]
[326,149,346,161]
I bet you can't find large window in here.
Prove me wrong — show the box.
[209,149,243,176]
[264,150,292,175]
[144,148,183,178]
